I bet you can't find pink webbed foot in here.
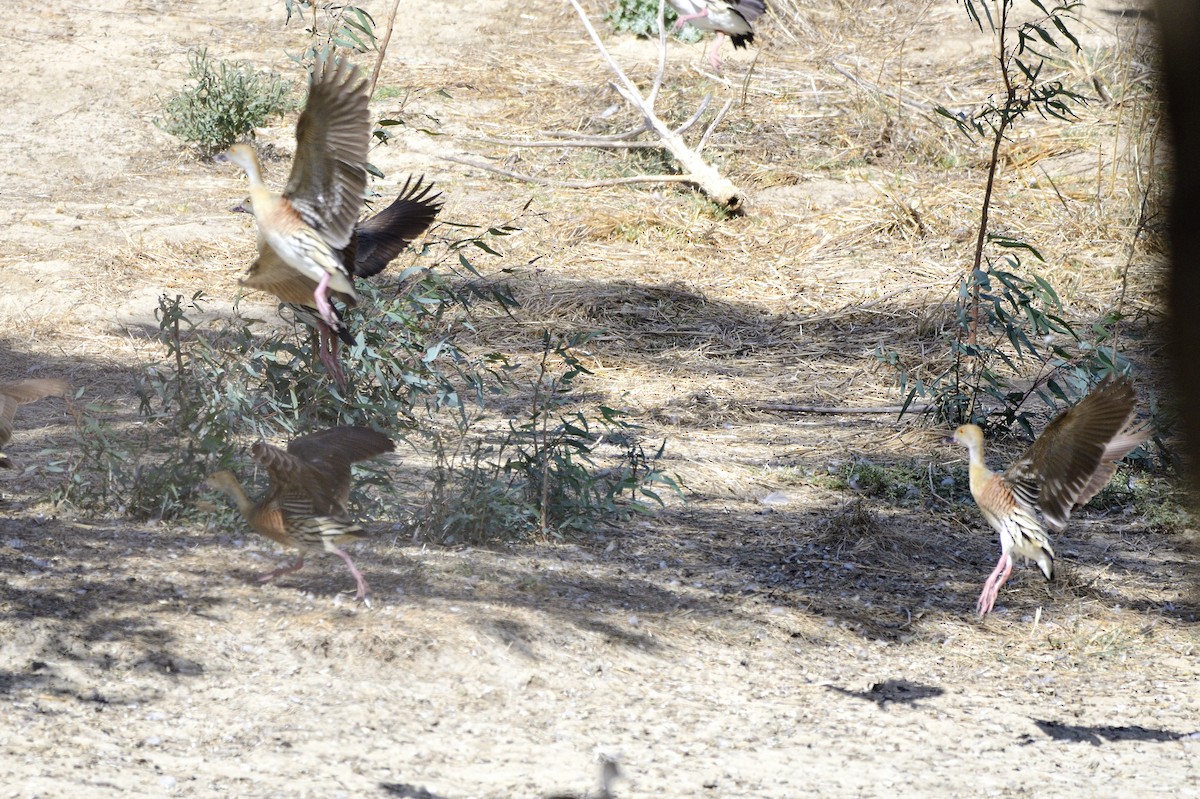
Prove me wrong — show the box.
[258,556,305,584]
[976,579,999,616]
[707,32,726,72]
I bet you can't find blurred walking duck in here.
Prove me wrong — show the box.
[204,426,394,602]
[668,0,767,71]
[948,376,1149,615]
[1,378,69,469]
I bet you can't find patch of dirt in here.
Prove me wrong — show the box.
[3,1,1198,797]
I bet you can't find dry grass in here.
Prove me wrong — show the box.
[3,5,1199,795]
[2,0,1187,660]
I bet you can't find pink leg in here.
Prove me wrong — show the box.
[674,9,710,28]
[976,552,1014,615]
[312,272,339,329]
[331,546,370,601]
[258,556,305,584]
[708,31,726,71]
[315,324,348,391]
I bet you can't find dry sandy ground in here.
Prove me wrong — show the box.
[2,0,1199,797]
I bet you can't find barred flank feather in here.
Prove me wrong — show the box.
[204,426,394,601]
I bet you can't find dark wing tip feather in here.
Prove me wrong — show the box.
[351,175,444,278]
[734,0,768,22]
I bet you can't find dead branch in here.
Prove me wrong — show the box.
[646,0,669,107]
[477,138,660,149]
[696,98,734,154]
[449,1,743,208]
[477,94,712,149]
[439,155,695,188]
[566,0,743,210]
[368,0,402,97]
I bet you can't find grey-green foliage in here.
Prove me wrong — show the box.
[54,225,679,539]
[879,244,1133,435]
[879,0,1121,433]
[605,0,701,42]
[412,332,682,545]
[139,275,477,520]
[52,260,479,520]
[283,1,378,68]
[158,49,295,158]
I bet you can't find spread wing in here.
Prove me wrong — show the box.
[283,55,370,250]
[351,175,443,278]
[1004,376,1145,531]
[282,426,394,512]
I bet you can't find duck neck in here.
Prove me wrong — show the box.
[236,148,266,188]
[965,438,987,469]
[233,150,279,220]
[964,438,994,492]
[246,183,279,221]
[219,480,257,520]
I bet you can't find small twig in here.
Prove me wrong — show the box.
[674,93,713,135]
[784,559,911,576]
[779,284,931,326]
[927,464,955,508]
[479,95,706,149]
[647,0,668,107]
[1037,164,1071,212]
[744,403,933,414]
[368,0,402,97]
[536,124,650,142]
[439,154,694,187]
[831,62,942,115]
[740,52,759,106]
[477,136,661,149]
[568,0,650,110]
[696,99,733,154]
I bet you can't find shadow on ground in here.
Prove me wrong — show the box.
[1031,718,1199,745]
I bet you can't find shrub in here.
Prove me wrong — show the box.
[878,0,1128,434]
[158,48,295,158]
[605,0,701,42]
[53,226,680,540]
[412,332,681,544]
